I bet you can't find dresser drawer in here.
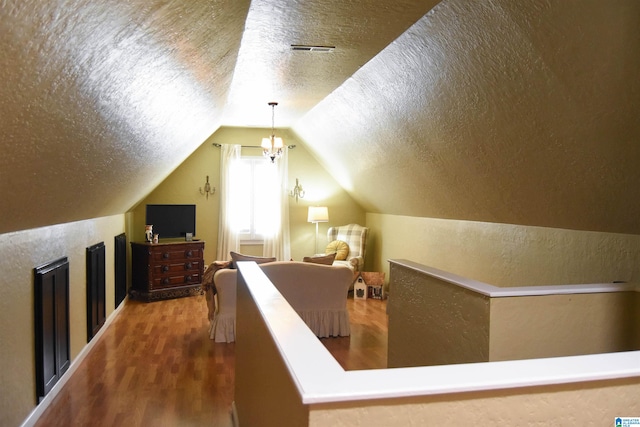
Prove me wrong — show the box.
[150,246,202,262]
[152,260,202,276]
[151,272,202,290]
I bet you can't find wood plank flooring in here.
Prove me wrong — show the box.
[34,294,388,427]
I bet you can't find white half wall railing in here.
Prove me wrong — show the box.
[232,261,640,427]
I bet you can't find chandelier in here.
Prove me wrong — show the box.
[261,102,284,163]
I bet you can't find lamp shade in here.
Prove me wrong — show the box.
[307,206,329,223]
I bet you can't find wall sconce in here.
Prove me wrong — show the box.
[199,175,216,199]
[289,178,305,203]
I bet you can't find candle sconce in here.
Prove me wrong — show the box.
[199,176,216,199]
[289,178,305,203]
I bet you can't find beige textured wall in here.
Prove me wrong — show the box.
[387,263,490,368]
[234,269,309,427]
[0,215,125,427]
[489,293,638,361]
[387,262,638,368]
[308,378,640,426]
[131,126,365,265]
[129,129,222,264]
[367,213,640,288]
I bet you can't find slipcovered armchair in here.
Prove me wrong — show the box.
[210,261,352,342]
[326,224,368,272]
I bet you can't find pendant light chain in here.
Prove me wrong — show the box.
[270,102,276,138]
[261,102,283,162]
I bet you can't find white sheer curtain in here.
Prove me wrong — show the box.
[216,144,241,260]
[262,148,291,261]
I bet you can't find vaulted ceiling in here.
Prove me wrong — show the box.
[1,0,639,235]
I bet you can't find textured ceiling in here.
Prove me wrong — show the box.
[223,0,439,126]
[1,0,639,235]
[295,0,640,234]
[0,0,250,233]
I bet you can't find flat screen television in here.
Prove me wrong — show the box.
[145,204,196,239]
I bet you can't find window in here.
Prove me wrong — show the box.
[229,157,281,243]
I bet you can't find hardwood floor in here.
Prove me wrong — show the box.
[34,294,387,427]
[320,296,388,371]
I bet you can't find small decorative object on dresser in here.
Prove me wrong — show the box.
[144,225,153,242]
[130,240,204,301]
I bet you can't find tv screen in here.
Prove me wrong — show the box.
[145,204,196,239]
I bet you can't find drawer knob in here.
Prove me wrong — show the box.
[185,262,192,270]
[163,252,170,259]
[162,265,169,272]
[163,278,170,285]
[185,275,192,282]
[185,250,193,257]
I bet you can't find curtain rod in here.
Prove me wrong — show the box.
[212,143,296,149]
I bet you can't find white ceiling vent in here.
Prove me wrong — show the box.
[290,45,335,52]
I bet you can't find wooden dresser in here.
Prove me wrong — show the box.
[130,240,205,301]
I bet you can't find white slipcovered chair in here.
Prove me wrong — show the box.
[326,224,369,272]
[210,261,353,343]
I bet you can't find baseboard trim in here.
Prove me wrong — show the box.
[20,297,129,427]
[231,401,239,427]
